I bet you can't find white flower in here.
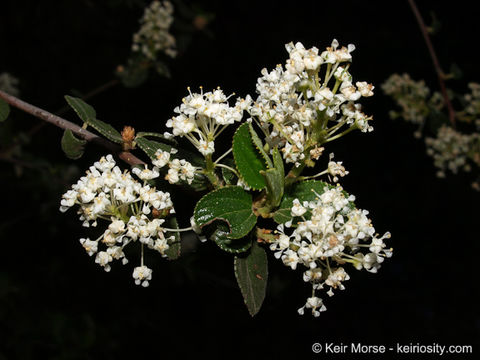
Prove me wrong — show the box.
[152,149,174,168]
[281,249,299,270]
[102,230,118,246]
[79,238,98,256]
[356,81,374,97]
[166,114,196,136]
[133,265,153,287]
[132,166,160,180]
[152,238,170,255]
[94,154,116,172]
[198,139,215,156]
[298,296,326,317]
[327,153,349,182]
[109,219,126,234]
[291,199,307,217]
[340,81,361,101]
[60,190,78,212]
[325,267,350,290]
[95,251,113,272]
[107,246,128,264]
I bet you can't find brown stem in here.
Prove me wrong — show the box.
[407,0,456,127]
[0,89,145,166]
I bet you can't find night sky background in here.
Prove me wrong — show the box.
[0,0,478,359]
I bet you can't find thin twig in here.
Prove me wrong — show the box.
[0,89,145,166]
[56,79,120,116]
[407,0,456,126]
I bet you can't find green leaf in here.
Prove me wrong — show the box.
[234,241,268,317]
[61,129,87,160]
[88,118,124,143]
[233,122,267,190]
[136,131,177,145]
[273,180,331,224]
[135,137,172,159]
[207,221,252,254]
[165,216,181,260]
[0,98,11,122]
[65,95,123,144]
[194,186,257,239]
[64,95,96,122]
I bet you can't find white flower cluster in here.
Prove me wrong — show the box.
[425,125,480,178]
[60,155,178,287]
[268,186,391,317]
[249,40,375,166]
[0,72,20,96]
[165,87,251,156]
[152,148,197,184]
[132,0,177,60]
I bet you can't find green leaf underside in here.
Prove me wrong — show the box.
[61,129,87,160]
[221,158,237,185]
[164,216,181,260]
[194,186,257,239]
[262,147,285,208]
[262,168,284,208]
[208,222,252,254]
[234,241,268,317]
[273,180,331,224]
[233,122,267,190]
[65,95,123,144]
[249,123,273,168]
[0,98,10,122]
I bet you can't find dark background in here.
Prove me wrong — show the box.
[0,0,478,359]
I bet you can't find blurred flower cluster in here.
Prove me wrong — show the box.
[383,73,480,189]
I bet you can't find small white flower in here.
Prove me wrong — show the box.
[133,265,153,287]
[132,166,160,180]
[109,219,126,234]
[60,190,78,212]
[79,238,98,256]
[298,296,326,317]
[356,81,374,97]
[152,149,172,168]
[95,251,113,272]
[291,199,307,217]
[281,249,299,270]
